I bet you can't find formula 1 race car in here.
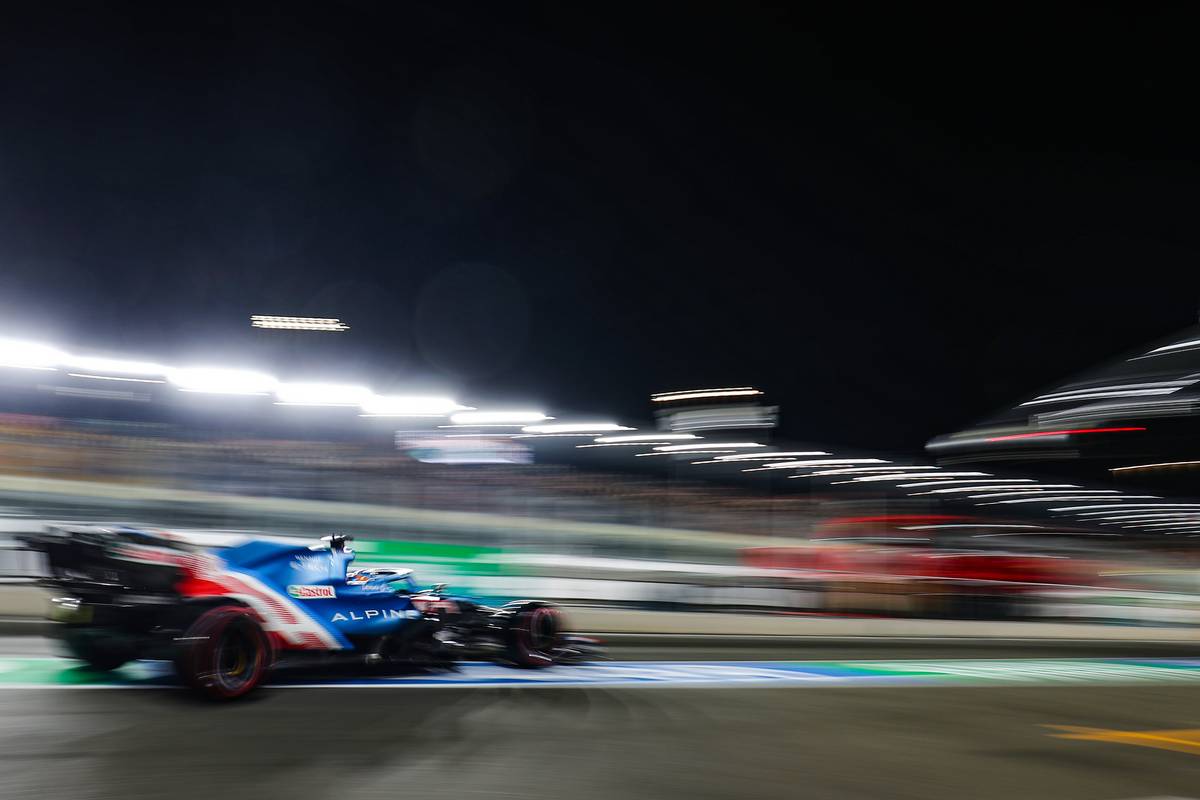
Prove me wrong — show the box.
[21,525,599,699]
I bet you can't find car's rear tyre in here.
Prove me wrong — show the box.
[62,627,135,672]
[174,606,272,700]
[499,601,562,668]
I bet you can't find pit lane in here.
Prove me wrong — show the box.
[4,677,1200,799]
[6,637,1200,799]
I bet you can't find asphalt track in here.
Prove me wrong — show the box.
[4,637,1200,799]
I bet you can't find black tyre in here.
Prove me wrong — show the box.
[174,605,272,700]
[499,601,562,668]
[62,627,135,672]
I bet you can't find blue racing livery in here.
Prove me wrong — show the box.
[219,538,426,647]
[23,526,600,700]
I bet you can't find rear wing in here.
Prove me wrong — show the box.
[18,525,196,596]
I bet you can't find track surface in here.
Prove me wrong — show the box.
[6,638,1200,800]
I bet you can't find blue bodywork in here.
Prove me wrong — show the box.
[219,540,424,649]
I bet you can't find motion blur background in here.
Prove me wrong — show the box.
[6,4,1200,799]
[8,323,1200,627]
[1,0,1200,633]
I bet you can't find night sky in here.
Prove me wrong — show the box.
[0,3,1197,451]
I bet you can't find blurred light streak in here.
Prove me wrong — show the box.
[712,451,828,461]
[978,495,1159,505]
[817,536,931,543]
[708,455,819,463]
[577,441,678,448]
[638,449,738,456]
[901,524,1042,530]
[653,442,764,452]
[926,552,1067,559]
[764,466,858,474]
[1032,398,1200,428]
[1051,503,1189,511]
[1072,507,1200,516]
[773,465,868,473]
[169,367,278,395]
[1139,337,1200,358]
[250,315,349,331]
[52,386,147,401]
[1039,380,1195,396]
[0,339,65,370]
[803,465,937,476]
[973,532,1119,538]
[1019,388,1177,405]
[1097,514,1200,523]
[513,433,604,438]
[909,485,1085,496]
[1111,460,1200,472]
[67,373,165,383]
[894,478,1033,487]
[360,395,470,416]
[522,423,633,434]
[766,458,889,468]
[664,408,778,431]
[450,411,549,425]
[443,433,518,438]
[846,472,989,483]
[440,424,538,429]
[779,466,865,474]
[593,434,699,443]
[66,355,167,375]
[1019,381,1194,406]
[651,387,762,402]
[966,489,1117,499]
[985,426,1146,442]
[275,382,372,406]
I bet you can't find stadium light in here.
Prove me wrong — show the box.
[275,383,372,406]
[0,339,66,370]
[169,367,279,395]
[251,315,349,331]
[360,395,470,416]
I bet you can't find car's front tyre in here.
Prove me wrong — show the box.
[498,601,562,668]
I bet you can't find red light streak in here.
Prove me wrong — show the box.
[986,427,1145,442]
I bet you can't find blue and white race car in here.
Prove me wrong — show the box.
[22,526,599,699]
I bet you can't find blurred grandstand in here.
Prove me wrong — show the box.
[0,328,1200,623]
[0,411,824,537]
